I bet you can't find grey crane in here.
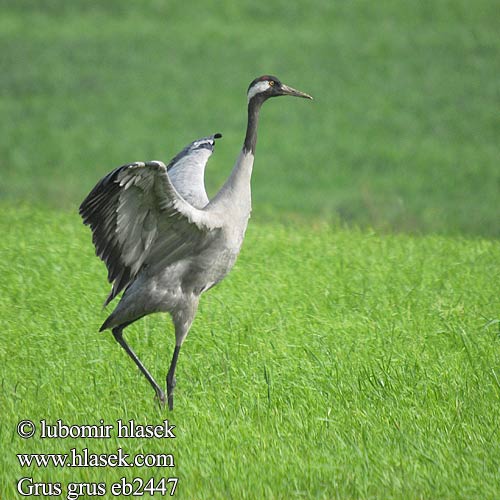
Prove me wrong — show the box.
[79,75,312,410]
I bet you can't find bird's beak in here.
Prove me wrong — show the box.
[280,83,313,100]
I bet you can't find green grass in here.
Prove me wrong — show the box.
[1,206,500,499]
[1,0,499,236]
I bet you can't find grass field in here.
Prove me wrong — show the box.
[2,1,500,499]
[2,207,500,499]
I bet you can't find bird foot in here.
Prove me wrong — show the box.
[155,388,166,408]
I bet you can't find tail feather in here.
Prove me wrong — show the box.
[99,314,142,333]
[99,316,113,332]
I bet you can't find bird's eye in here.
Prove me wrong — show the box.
[268,81,275,87]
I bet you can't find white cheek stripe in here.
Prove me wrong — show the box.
[247,80,270,102]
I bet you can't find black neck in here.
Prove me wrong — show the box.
[243,96,264,154]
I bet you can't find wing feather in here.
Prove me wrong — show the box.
[79,160,222,306]
[166,133,222,208]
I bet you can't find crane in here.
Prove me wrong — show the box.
[79,75,312,410]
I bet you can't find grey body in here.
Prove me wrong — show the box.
[80,76,312,409]
[100,149,254,344]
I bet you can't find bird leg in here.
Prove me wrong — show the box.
[166,345,181,411]
[112,327,166,406]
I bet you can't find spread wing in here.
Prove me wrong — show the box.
[167,133,222,209]
[79,160,222,306]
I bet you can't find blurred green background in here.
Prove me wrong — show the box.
[1,0,499,235]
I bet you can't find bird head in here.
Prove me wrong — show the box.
[247,75,313,103]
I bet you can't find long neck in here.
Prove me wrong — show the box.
[243,96,264,154]
[210,98,263,214]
